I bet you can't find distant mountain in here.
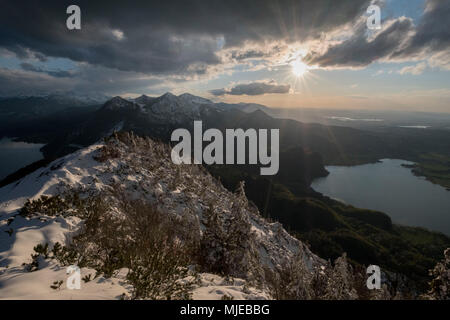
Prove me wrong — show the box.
[0,93,108,115]
[131,92,215,123]
[0,94,106,142]
[215,101,271,113]
[263,108,450,132]
[133,94,157,106]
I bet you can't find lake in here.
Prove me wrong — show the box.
[312,159,450,236]
[0,137,45,181]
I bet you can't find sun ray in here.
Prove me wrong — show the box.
[291,60,308,77]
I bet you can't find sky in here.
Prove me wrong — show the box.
[0,0,449,112]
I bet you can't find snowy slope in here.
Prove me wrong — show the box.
[0,134,323,300]
[140,92,215,123]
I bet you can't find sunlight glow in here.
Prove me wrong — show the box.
[291,60,308,77]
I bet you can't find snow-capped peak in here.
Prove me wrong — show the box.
[102,96,136,111]
[160,92,177,99]
[178,93,212,105]
[141,92,216,123]
[134,94,156,106]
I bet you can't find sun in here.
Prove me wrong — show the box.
[291,60,308,77]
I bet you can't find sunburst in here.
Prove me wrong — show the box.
[291,59,309,77]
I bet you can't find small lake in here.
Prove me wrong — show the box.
[312,159,450,236]
[0,137,45,181]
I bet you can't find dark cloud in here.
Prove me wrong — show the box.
[5,45,48,62]
[209,88,228,96]
[231,50,267,61]
[71,65,165,94]
[20,62,74,78]
[0,0,371,75]
[0,65,165,96]
[305,0,450,68]
[0,68,74,96]
[210,82,290,96]
[305,17,415,68]
[391,0,450,60]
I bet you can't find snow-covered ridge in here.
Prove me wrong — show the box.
[0,133,323,299]
[100,92,269,126]
[99,92,217,124]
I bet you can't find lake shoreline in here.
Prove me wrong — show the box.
[312,159,450,236]
[0,137,45,181]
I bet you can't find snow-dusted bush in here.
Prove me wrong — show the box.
[26,243,50,272]
[266,250,366,300]
[199,182,260,280]
[29,190,198,299]
[20,195,68,217]
[93,144,120,162]
[323,253,358,300]
[121,200,196,299]
[19,192,103,219]
[265,247,314,299]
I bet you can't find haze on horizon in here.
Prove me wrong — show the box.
[0,0,449,113]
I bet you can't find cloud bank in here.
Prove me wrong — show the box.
[210,81,290,96]
[305,0,450,69]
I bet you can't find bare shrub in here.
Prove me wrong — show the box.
[265,248,313,300]
[116,197,197,299]
[323,253,358,300]
[199,182,259,279]
[93,144,121,162]
[266,250,363,300]
[48,189,197,300]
